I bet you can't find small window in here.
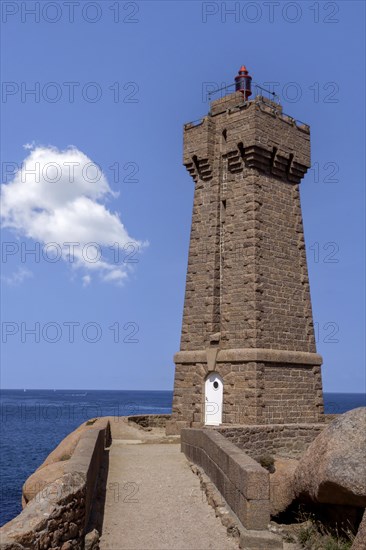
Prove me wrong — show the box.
[213,381,219,390]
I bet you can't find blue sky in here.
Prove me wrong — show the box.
[1,1,365,392]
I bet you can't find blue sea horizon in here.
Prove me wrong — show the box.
[1,389,365,526]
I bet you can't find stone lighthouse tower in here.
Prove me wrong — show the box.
[167,67,324,434]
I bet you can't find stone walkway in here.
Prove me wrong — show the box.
[99,423,239,550]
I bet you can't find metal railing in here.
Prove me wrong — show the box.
[184,83,309,131]
[207,81,280,104]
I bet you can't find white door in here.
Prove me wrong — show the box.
[205,372,223,426]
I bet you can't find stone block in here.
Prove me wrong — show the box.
[240,528,283,549]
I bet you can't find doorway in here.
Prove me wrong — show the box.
[204,372,223,426]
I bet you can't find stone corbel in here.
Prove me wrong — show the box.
[206,347,219,372]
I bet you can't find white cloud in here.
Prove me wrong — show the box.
[1,145,146,285]
[1,267,33,286]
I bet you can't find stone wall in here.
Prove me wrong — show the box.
[0,419,110,550]
[167,350,324,434]
[181,428,270,530]
[218,422,325,459]
[263,364,324,424]
[127,414,170,429]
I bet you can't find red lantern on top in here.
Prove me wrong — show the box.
[235,65,252,100]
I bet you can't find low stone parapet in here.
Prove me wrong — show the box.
[0,419,110,550]
[127,414,170,429]
[218,423,325,459]
[181,428,270,530]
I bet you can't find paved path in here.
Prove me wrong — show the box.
[99,425,238,550]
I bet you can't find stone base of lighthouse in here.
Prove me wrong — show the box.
[166,349,324,435]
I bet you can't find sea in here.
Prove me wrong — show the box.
[0,390,365,527]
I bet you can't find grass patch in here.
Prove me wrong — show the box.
[297,512,354,550]
[59,453,71,461]
[86,418,98,426]
[257,453,275,473]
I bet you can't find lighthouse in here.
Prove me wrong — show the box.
[167,67,324,434]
